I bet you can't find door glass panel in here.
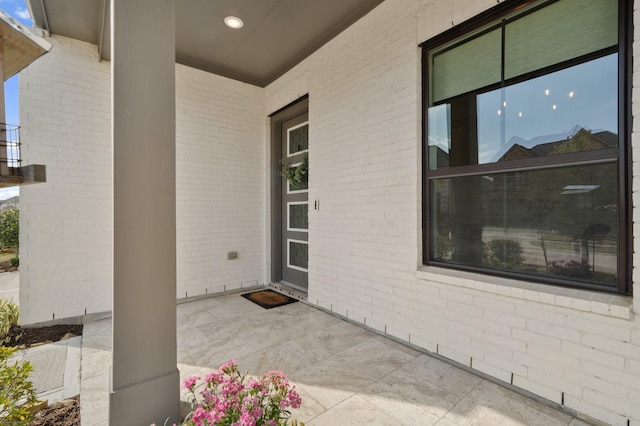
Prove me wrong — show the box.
[289,179,308,192]
[288,203,308,231]
[278,108,309,289]
[288,123,309,155]
[288,240,308,271]
[287,162,309,192]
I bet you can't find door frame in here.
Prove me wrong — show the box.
[269,95,309,285]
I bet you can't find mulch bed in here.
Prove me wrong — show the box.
[3,324,83,348]
[31,396,80,426]
[2,324,83,425]
[0,259,18,273]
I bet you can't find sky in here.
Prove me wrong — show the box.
[428,53,618,166]
[0,0,32,200]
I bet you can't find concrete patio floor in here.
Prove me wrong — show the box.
[0,270,19,303]
[79,289,596,425]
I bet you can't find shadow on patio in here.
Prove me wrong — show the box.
[79,290,592,425]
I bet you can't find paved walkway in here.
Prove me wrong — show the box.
[79,292,595,426]
[10,336,81,404]
[3,271,81,406]
[0,273,597,425]
[0,270,19,303]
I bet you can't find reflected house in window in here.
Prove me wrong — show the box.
[427,144,451,169]
[424,0,624,292]
[497,128,617,162]
[475,130,620,284]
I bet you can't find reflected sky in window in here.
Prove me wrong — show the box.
[478,54,618,163]
[427,54,618,167]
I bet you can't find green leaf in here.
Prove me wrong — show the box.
[0,208,18,254]
[279,154,308,189]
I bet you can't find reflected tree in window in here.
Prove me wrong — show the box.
[424,0,627,292]
[517,169,561,267]
[516,163,617,283]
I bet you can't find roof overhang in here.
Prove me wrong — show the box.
[26,0,384,87]
[0,9,51,81]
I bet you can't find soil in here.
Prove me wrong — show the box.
[0,259,18,273]
[3,324,83,348]
[30,397,80,426]
[2,324,83,425]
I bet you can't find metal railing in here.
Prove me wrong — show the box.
[0,124,21,176]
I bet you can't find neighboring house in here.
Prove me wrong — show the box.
[498,129,619,162]
[17,0,640,424]
[0,195,18,210]
[0,9,48,187]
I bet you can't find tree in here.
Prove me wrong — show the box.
[518,169,561,267]
[0,208,19,255]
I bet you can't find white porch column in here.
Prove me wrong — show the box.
[109,1,179,424]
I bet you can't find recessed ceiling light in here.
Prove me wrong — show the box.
[224,16,244,29]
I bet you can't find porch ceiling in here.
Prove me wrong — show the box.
[26,0,384,87]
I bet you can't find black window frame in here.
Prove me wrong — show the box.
[420,0,633,295]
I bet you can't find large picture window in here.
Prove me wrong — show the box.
[422,0,631,293]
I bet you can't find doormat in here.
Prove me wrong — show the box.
[241,290,298,309]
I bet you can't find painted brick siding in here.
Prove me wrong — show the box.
[17,0,640,424]
[266,0,640,425]
[175,65,265,298]
[19,36,112,324]
[19,36,266,323]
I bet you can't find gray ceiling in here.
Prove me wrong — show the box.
[27,0,384,87]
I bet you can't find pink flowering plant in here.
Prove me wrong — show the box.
[182,359,304,426]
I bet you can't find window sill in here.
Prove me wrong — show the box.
[416,266,633,320]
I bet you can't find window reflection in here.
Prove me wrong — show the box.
[480,54,618,163]
[427,104,451,170]
[430,163,618,286]
[428,54,618,169]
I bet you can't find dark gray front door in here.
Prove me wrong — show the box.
[281,113,308,289]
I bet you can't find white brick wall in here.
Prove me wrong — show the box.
[19,36,266,323]
[20,36,112,323]
[176,65,265,298]
[266,0,640,424]
[17,0,640,424]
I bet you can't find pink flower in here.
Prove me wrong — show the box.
[247,378,261,389]
[205,371,223,385]
[192,406,214,425]
[219,359,238,373]
[221,380,244,398]
[234,411,257,426]
[287,388,302,409]
[182,376,199,391]
[266,371,287,382]
[214,396,231,413]
[183,361,302,425]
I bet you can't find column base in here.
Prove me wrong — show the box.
[109,369,180,426]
